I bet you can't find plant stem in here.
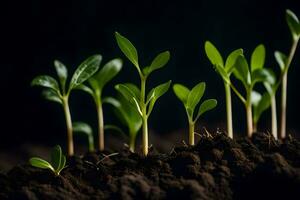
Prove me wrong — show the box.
[95,93,104,151]
[224,82,233,138]
[280,38,299,139]
[129,131,136,152]
[189,121,195,145]
[271,94,278,140]
[62,96,74,156]
[253,122,257,132]
[246,91,253,137]
[140,76,148,156]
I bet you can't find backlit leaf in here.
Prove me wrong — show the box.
[205,41,224,67]
[173,84,190,105]
[54,60,68,91]
[286,9,300,41]
[187,82,206,112]
[29,157,54,171]
[225,48,243,74]
[274,51,287,72]
[196,99,217,120]
[145,51,170,75]
[31,75,60,92]
[251,44,265,72]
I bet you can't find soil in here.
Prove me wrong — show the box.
[1,132,300,200]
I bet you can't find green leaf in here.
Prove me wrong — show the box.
[253,92,271,124]
[50,145,62,170]
[173,84,190,105]
[251,90,262,107]
[251,44,265,72]
[74,84,94,96]
[115,32,140,71]
[196,99,217,120]
[225,48,243,74]
[57,155,66,175]
[274,51,287,72]
[73,122,94,151]
[29,157,54,171]
[187,82,206,112]
[251,69,276,86]
[31,75,60,92]
[123,83,140,101]
[144,51,170,75]
[205,41,224,67]
[115,84,137,104]
[214,64,230,83]
[69,55,102,90]
[54,60,68,91]
[233,55,250,87]
[286,9,300,41]
[92,58,123,90]
[42,89,62,104]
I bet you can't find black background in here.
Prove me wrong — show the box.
[1,0,300,149]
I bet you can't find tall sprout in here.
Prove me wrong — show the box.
[205,41,242,138]
[31,55,101,155]
[275,10,300,139]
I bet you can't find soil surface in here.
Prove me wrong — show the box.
[1,132,300,200]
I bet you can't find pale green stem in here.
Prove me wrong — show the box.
[62,96,74,156]
[246,91,253,137]
[129,131,136,153]
[271,94,278,140]
[95,93,104,151]
[224,82,233,138]
[280,38,299,139]
[189,121,195,145]
[140,76,148,156]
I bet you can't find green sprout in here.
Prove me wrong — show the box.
[31,55,101,155]
[173,82,217,145]
[73,122,95,152]
[251,91,271,132]
[76,58,122,151]
[29,145,66,176]
[205,41,243,138]
[275,9,300,139]
[103,88,142,152]
[115,32,171,156]
[231,45,275,137]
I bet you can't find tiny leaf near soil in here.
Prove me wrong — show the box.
[115,32,140,71]
[251,44,265,72]
[29,158,54,170]
[286,9,300,41]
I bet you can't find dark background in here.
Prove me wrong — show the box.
[1,0,300,151]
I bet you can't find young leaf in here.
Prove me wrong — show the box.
[251,69,276,86]
[123,83,140,101]
[196,99,217,120]
[54,60,68,91]
[115,32,140,70]
[31,75,60,92]
[50,145,62,170]
[187,82,206,112]
[173,84,190,105]
[75,84,94,96]
[144,51,170,75]
[233,55,250,87]
[286,9,300,41]
[73,122,94,151]
[57,155,66,174]
[225,48,243,73]
[29,158,54,170]
[92,58,123,90]
[115,84,136,103]
[252,92,271,123]
[274,51,287,71]
[251,44,265,72]
[214,64,230,83]
[205,41,224,67]
[42,89,62,104]
[69,55,102,90]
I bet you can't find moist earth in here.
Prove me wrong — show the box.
[1,132,300,200]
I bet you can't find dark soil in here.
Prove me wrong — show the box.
[1,132,300,200]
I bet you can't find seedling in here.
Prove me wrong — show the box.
[173,82,217,145]
[103,88,142,152]
[31,55,101,155]
[73,122,95,152]
[232,45,275,137]
[76,58,122,151]
[275,9,300,139]
[251,91,271,131]
[115,32,171,156]
[29,145,66,176]
[205,41,243,138]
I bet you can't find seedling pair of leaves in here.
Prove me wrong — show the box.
[205,41,243,138]
[115,32,171,156]
[76,57,123,151]
[31,55,102,155]
[173,82,217,145]
[29,145,66,176]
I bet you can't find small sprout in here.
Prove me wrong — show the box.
[205,41,243,138]
[73,122,95,152]
[76,58,122,151]
[232,44,275,137]
[173,82,217,145]
[29,145,66,176]
[275,9,300,139]
[31,55,101,155]
[103,88,142,152]
[251,91,271,132]
[115,32,171,156]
